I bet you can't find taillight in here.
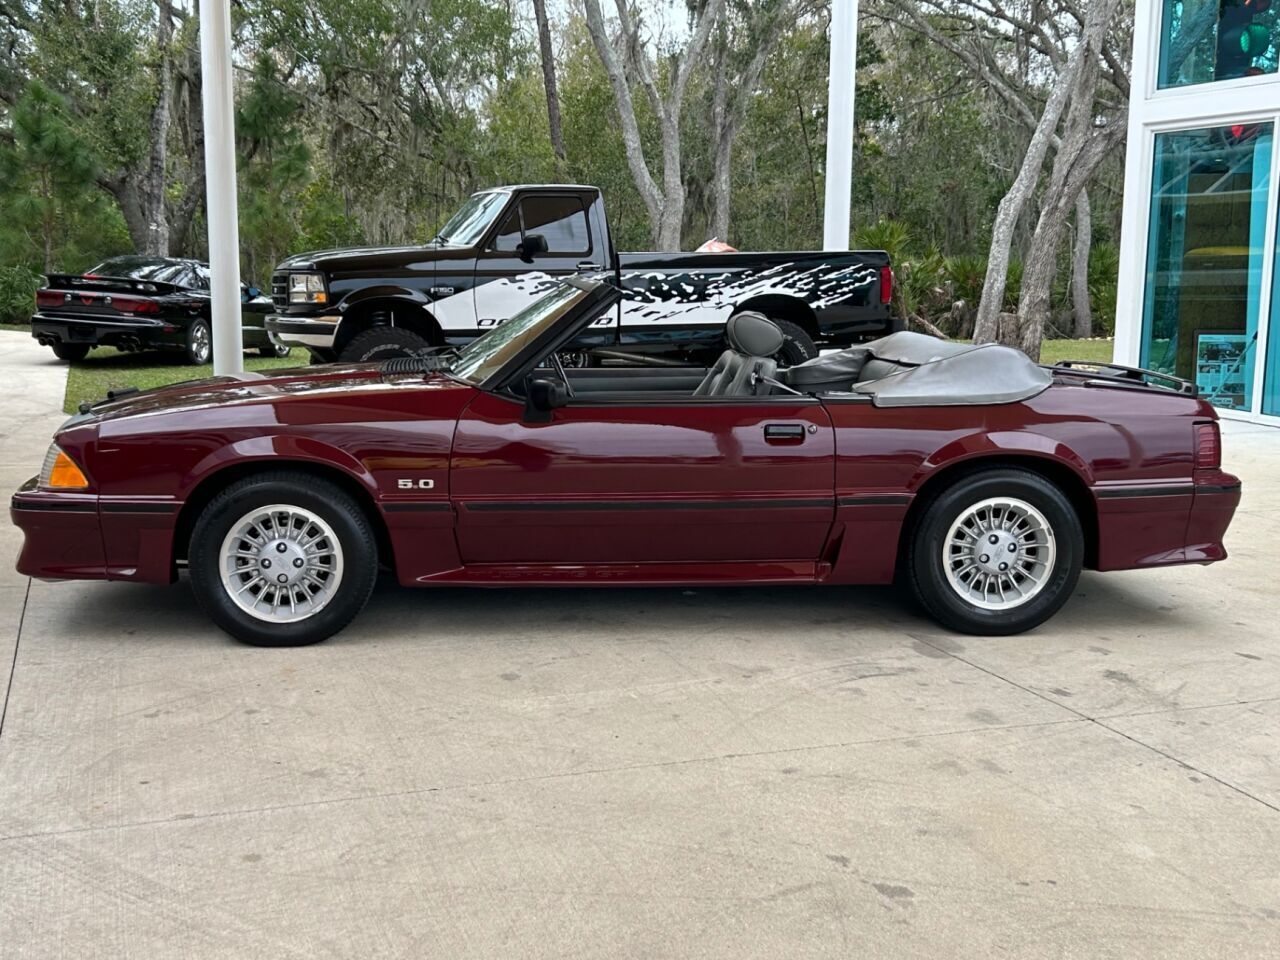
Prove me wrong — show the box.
[35,290,63,309]
[110,297,160,314]
[879,265,893,305]
[1194,421,1221,469]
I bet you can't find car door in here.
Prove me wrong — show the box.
[450,390,837,567]
[472,194,599,330]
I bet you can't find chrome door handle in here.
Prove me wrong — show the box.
[764,423,806,443]
[577,262,604,271]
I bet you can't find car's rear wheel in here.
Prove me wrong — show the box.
[50,342,91,362]
[339,326,433,363]
[906,468,1083,635]
[185,319,212,365]
[188,472,378,646]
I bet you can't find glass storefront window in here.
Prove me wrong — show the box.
[1159,0,1280,88]
[1265,213,1280,414]
[1141,123,1273,410]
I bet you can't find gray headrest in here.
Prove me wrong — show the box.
[726,311,784,357]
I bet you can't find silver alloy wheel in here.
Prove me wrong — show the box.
[942,496,1056,610]
[218,504,344,623]
[192,323,211,363]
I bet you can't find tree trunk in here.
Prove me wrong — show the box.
[142,6,174,256]
[973,0,1124,344]
[972,43,1084,342]
[532,0,566,163]
[1071,190,1093,339]
[582,0,723,250]
[1017,0,1124,360]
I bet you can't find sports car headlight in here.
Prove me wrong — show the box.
[288,272,328,304]
[39,443,89,490]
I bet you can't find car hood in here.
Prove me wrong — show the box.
[276,241,471,273]
[72,363,471,426]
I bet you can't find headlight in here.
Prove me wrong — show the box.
[39,443,89,490]
[288,272,328,305]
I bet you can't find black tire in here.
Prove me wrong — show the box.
[185,319,212,365]
[258,334,292,359]
[188,472,379,646]
[339,326,434,363]
[51,342,91,362]
[728,313,817,366]
[906,468,1083,635]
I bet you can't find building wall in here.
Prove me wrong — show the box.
[1115,0,1280,423]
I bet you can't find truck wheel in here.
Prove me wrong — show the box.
[906,468,1083,636]
[185,319,212,365]
[339,327,434,363]
[729,314,816,366]
[188,471,378,646]
[50,342,91,362]
[259,332,292,359]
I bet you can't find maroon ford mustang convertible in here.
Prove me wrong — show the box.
[12,278,1240,646]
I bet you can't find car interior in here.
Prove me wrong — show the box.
[529,315,1053,408]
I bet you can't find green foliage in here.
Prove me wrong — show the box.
[0,2,1123,338]
[0,266,42,324]
[1088,242,1121,335]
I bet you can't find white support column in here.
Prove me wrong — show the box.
[823,0,857,251]
[199,0,243,376]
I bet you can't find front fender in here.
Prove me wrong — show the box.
[338,286,432,314]
[181,434,379,502]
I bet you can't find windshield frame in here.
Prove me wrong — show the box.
[435,191,511,246]
[445,278,618,391]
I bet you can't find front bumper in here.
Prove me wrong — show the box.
[12,477,180,583]
[11,478,108,580]
[267,314,341,349]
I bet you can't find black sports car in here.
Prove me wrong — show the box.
[30,256,290,364]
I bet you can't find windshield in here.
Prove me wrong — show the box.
[436,191,510,246]
[450,283,592,385]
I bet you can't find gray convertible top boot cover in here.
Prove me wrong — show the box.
[849,332,1052,407]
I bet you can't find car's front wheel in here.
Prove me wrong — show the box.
[906,468,1083,635]
[188,472,378,646]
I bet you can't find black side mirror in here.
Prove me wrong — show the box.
[523,377,570,423]
[519,233,549,263]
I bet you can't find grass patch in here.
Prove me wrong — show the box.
[62,346,301,414]
[0,322,31,333]
[1039,337,1114,365]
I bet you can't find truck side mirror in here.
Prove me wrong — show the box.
[519,233,549,263]
[523,377,570,423]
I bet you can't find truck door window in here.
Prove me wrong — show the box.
[520,197,590,254]
[492,208,524,252]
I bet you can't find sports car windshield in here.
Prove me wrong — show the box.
[435,191,509,246]
[449,282,592,385]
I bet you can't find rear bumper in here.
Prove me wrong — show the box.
[1093,475,1241,570]
[267,315,340,349]
[32,313,270,349]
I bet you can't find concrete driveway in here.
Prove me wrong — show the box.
[1,329,1277,958]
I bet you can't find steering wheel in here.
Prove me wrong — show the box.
[549,350,576,398]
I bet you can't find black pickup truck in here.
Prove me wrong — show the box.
[266,184,895,365]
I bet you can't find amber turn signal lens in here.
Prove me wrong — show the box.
[39,445,89,490]
[49,451,89,489]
